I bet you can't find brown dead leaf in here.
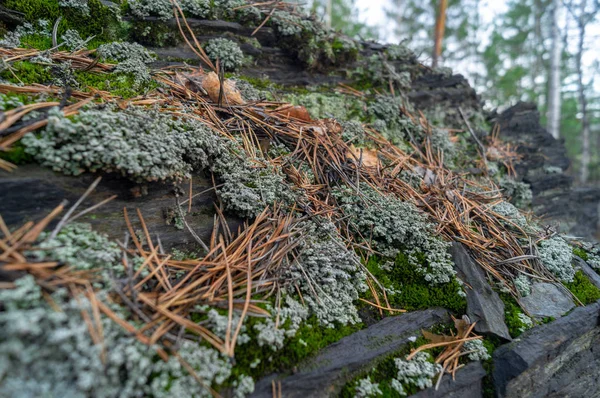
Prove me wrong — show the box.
[201,72,245,105]
[347,144,380,168]
[422,329,458,344]
[275,105,312,121]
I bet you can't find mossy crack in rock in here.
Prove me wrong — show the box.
[573,256,600,290]
[250,308,450,398]
[451,243,512,341]
[493,300,600,398]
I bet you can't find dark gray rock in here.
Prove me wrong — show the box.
[573,256,600,290]
[493,300,600,398]
[451,243,512,341]
[410,361,486,398]
[250,308,450,398]
[519,283,575,319]
[495,103,600,239]
[0,165,242,252]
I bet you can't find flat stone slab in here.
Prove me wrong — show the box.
[250,308,450,398]
[519,282,575,319]
[493,300,600,398]
[410,361,486,398]
[451,243,512,340]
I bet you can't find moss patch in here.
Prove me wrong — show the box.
[365,253,467,314]
[339,324,454,398]
[573,247,589,261]
[231,315,362,380]
[0,61,52,85]
[565,270,600,305]
[499,293,530,338]
[0,142,35,165]
[5,0,123,41]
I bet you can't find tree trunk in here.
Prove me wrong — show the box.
[547,0,562,140]
[577,0,591,183]
[432,0,448,68]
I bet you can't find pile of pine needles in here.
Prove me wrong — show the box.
[0,1,563,301]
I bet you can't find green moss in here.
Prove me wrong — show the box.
[339,324,453,398]
[499,293,529,338]
[0,61,52,84]
[231,315,361,380]
[481,336,503,398]
[5,0,123,42]
[573,247,589,261]
[565,270,600,305]
[365,253,466,314]
[0,142,35,165]
[128,20,180,47]
[74,70,159,97]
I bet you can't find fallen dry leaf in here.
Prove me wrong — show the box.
[201,72,245,105]
[347,144,380,168]
[274,105,312,121]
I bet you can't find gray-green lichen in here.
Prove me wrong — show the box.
[355,376,383,397]
[285,219,367,327]
[97,41,156,86]
[340,120,366,145]
[22,106,215,182]
[334,184,455,284]
[0,276,254,397]
[128,0,210,20]
[514,274,531,297]
[391,352,441,396]
[59,0,90,15]
[204,38,244,72]
[499,177,532,209]
[32,223,123,274]
[538,236,575,282]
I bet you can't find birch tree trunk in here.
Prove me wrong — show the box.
[547,0,563,140]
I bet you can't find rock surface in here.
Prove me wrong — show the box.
[410,361,486,398]
[0,165,241,252]
[495,102,600,239]
[519,283,575,319]
[451,243,512,340]
[493,300,600,398]
[251,308,450,398]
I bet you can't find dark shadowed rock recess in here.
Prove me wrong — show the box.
[493,300,600,398]
[251,308,450,398]
[451,242,512,341]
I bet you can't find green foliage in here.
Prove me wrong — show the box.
[0,142,35,165]
[565,270,600,305]
[5,0,122,41]
[365,253,466,314]
[499,293,532,338]
[0,61,52,84]
[74,70,158,98]
[573,247,589,261]
[231,315,361,380]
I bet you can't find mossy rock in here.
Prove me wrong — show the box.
[230,315,362,381]
[565,270,600,305]
[5,0,123,41]
[364,253,467,314]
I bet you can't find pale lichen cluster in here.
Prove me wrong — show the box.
[334,184,456,284]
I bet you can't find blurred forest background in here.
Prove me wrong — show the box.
[308,0,600,185]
